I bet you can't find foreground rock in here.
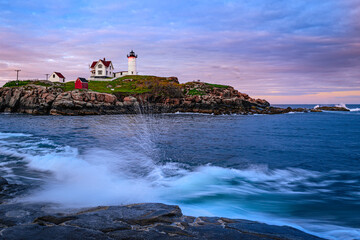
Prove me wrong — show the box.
[0,202,324,240]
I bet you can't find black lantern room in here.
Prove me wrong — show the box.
[127,50,138,58]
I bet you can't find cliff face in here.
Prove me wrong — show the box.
[0,85,63,114]
[0,83,270,115]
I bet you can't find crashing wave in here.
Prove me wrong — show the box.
[335,103,350,110]
[335,103,360,112]
[1,131,360,240]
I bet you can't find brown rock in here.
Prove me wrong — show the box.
[104,94,116,103]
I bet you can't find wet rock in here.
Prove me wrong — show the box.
[316,106,350,111]
[108,229,169,240]
[1,224,111,240]
[0,203,325,240]
[0,203,55,227]
[34,215,78,225]
[227,220,324,240]
[185,225,253,240]
[154,225,193,237]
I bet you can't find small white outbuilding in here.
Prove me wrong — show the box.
[50,72,66,82]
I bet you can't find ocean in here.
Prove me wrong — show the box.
[0,104,359,240]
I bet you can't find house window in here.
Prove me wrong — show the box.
[98,64,102,68]
[53,74,55,78]
[131,71,134,74]
[98,70,102,75]
[106,71,108,75]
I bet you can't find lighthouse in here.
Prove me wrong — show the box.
[127,50,138,75]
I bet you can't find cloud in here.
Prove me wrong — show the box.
[0,0,359,103]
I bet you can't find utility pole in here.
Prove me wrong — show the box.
[45,74,49,80]
[14,70,21,81]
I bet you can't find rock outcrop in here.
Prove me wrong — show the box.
[0,84,62,114]
[0,83,271,115]
[315,106,350,111]
[0,202,324,240]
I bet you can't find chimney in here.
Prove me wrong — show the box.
[103,58,106,61]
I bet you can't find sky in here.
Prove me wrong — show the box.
[0,0,359,104]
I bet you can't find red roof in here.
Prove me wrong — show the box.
[90,59,112,68]
[54,72,65,79]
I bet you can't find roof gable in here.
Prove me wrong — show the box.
[53,72,65,79]
[77,77,88,83]
[91,59,113,69]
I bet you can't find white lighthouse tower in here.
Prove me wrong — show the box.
[127,50,138,75]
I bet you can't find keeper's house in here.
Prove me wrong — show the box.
[90,58,114,79]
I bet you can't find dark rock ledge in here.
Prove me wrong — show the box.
[0,202,325,240]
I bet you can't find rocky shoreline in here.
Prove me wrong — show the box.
[0,179,325,240]
[0,82,269,115]
[0,202,324,240]
[0,81,350,116]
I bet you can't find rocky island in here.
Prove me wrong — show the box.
[0,76,350,116]
[0,76,269,115]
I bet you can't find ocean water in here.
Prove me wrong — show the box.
[0,104,359,240]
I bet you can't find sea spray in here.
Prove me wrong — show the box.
[0,110,359,240]
[335,103,350,110]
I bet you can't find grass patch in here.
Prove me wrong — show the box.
[205,83,229,88]
[4,80,53,88]
[2,75,183,97]
[32,81,52,87]
[63,82,75,91]
[3,80,31,88]
[187,89,205,96]
[58,79,152,94]
[62,75,180,95]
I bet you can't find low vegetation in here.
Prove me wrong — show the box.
[2,76,230,97]
[3,80,52,88]
[205,83,229,89]
[187,89,205,96]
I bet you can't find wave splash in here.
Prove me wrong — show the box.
[314,103,360,112]
[0,132,360,240]
[336,103,360,112]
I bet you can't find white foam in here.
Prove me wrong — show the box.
[1,130,359,240]
[0,132,32,139]
[335,103,350,109]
